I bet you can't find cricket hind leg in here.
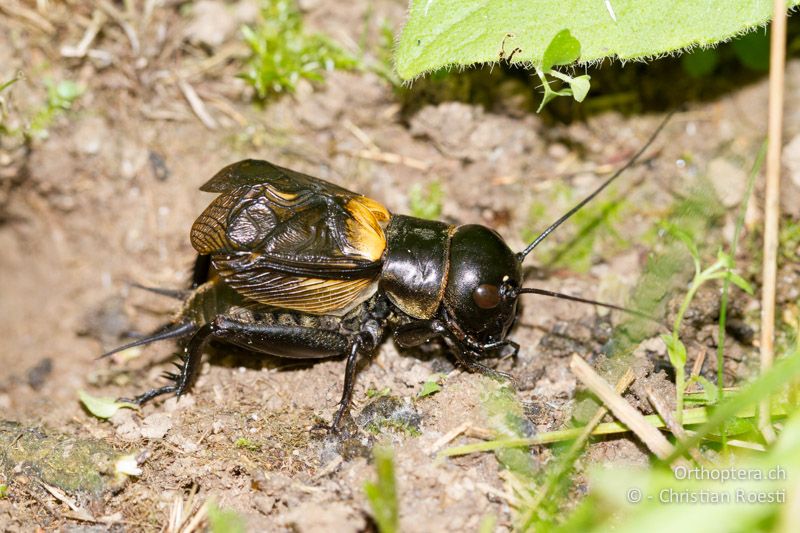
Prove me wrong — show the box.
[119,323,213,405]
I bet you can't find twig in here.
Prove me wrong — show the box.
[645,386,707,465]
[61,10,107,58]
[38,480,96,522]
[475,481,513,503]
[569,354,677,461]
[0,1,56,33]
[344,149,431,171]
[686,347,706,393]
[203,95,249,127]
[179,501,207,533]
[343,119,381,152]
[178,79,218,130]
[428,421,471,454]
[759,0,788,444]
[98,0,140,55]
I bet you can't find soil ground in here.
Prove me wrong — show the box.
[1,1,799,531]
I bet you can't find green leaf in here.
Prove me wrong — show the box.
[541,29,581,70]
[409,182,444,220]
[661,222,699,260]
[568,74,591,102]
[716,249,734,269]
[661,334,687,368]
[418,379,442,398]
[395,1,800,80]
[78,390,138,419]
[0,74,21,93]
[364,446,399,533]
[686,375,718,404]
[725,271,754,294]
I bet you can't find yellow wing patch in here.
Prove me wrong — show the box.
[344,196,391,262]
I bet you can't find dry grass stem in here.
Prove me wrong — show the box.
[428,421,471,454]
[60,10,107,58]
[759,0,788,444]
[0,1,56,33]
[570,354,677,461]
[178,79,219,130]
[645,386,707,465]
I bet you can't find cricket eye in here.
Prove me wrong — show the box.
[473,284,501,309]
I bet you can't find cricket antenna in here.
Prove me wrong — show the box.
[516,287,656,322]
[516,110,676,261]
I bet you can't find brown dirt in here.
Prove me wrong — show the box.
[1,1,797,531]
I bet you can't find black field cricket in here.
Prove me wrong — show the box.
[102,119,670,431]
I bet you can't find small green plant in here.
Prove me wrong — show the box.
[417,374,445,398]
[660,225,752,425]
[207,502,247,533]
[240,0,357,99]
[366,386,391,398]
[29,79,83,139]
[408,182,443,220]
[532,30,591,111]
[364,446,399,533]
[234,437,262,452]
[0,484,8,499]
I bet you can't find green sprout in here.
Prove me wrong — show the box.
[240,0,357,99]
[417,374,445,398]
[366,386,391,398]
[29,79,84,138]
[533,30,591,112]
[234,437,262,452]
[660,224,753,425]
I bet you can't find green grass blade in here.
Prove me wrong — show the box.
[364,446,399,533]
